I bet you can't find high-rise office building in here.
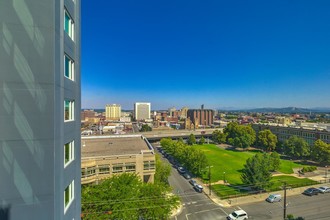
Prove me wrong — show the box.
[0,1,81,220]
[134,102,151,120]
[187,107,214,129]
[105,104,121,120]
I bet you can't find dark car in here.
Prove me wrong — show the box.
[303,187,319,196]
[177,166,186,174]
[183,173,191,179]
[189,179,197,186]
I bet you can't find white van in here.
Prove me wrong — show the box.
[227,209,248,220]
[266,194,281,203]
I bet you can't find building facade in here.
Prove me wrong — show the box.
[81,136,155,184]
[0,1,81,219]
[105,104,121,120]
[134,102,151,120]
[252,123,330,145]
[187,109,214,129]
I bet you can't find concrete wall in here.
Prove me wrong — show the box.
[0,1,81,219]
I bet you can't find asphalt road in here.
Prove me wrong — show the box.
[237,191,330,220]
[152,145,229,220]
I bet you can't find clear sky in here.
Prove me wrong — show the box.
[82,0,330,110]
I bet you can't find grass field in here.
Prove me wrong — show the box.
[194,144,306,184]
[212,175,318,199]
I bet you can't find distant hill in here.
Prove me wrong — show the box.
[219,107,330,113]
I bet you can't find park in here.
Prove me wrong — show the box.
[193,143,319,199]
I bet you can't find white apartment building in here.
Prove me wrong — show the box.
[134,102,151,120]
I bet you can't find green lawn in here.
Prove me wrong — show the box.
[269,175,318,191]
[194,144,306,184]
[211,176,317,199]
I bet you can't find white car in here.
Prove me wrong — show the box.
[227,209,248,220]
[193,184,203,193]
[318,186,330,193]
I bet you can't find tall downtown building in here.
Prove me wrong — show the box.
[105,104,121,120]
[0,1,81,220]
[134,102,151,120]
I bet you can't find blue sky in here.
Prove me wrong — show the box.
[82,0,330,110]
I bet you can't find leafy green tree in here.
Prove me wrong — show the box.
[187,134,196,145]
[268,152,281,171]
[154,154,171,184]
[284,136,310,159]
[160,138,208,176]
[311,139,330,164]
[225,123,256,149]
[81,173,179,220]
[199,136,205,145]
[241,153,272,189]
[257,129,277,152]
[212,130,227,144]
[140,124,152,132]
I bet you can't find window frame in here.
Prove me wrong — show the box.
[64,9,74,40]
[64,54,75,81]
[64,180,74,213]
[64,141,74,167]
[64,100,75,121]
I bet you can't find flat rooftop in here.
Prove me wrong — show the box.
[81,136,151,158]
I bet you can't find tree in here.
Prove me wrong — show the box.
[199,136,205,145]
[241,153,272,189]
[257,129,278,152]
[140,124,152,132]
[224,123,256,149]
[268,152,281,171]
[311,139,330,164]
[284,136,310,158]
[187,134,196,145]
[81,173,179,220]
[154,154,171,184]
[212,130,227,144]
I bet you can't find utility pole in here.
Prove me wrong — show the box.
[283,182,287,220]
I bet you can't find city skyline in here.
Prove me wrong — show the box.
[82,1,330,110]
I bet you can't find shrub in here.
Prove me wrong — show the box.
[301,166,317,173]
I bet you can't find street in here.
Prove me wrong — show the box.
[238,192,330,220]
[153,145,229,220]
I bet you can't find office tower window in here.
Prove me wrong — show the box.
[64,141,74,166]
[64,10,74,40]
[64,100,74,121]
[64,55,74,80]
[64,180,74,212]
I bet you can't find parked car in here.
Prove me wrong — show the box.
[266,194,281,203]
[318,186,330,194]
[177,166,186,174]
[193,184,203,193]
[189,179,197,186]
[183,173,191,179]
[227,209,248,220]
[303,187,319,196]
